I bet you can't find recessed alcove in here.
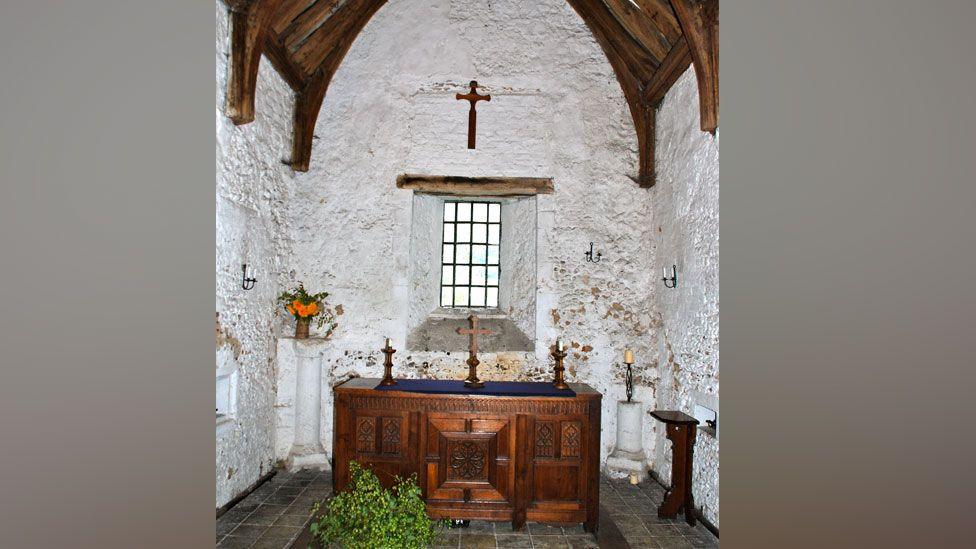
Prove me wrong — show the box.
[405,175,547,353]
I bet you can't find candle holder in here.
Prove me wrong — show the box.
[624,362,634,402]
[662,264,678,288]
[380,342,397,386]
[551,344,569,390]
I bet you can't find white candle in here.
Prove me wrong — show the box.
[556,338,563,351]
[385,337,391,348]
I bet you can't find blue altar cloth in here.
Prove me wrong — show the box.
[374,379,576,397]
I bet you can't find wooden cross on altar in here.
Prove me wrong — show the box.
[456,80,491,149]
[457,314,491,388]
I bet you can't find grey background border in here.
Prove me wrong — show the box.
[1,1,975,547]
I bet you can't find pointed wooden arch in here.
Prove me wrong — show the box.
[221,0,718,186]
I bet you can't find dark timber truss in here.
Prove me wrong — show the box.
[221,0,718,187]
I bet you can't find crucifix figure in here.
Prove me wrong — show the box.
[457,314,491,388]
[455,80,491,149]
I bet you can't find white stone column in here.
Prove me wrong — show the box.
[287,339,328,471]
[606,400,648,482]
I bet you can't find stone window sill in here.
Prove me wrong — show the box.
[408,310,533,353]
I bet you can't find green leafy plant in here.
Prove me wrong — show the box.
[309,462,444,549]
[278,282,335,330]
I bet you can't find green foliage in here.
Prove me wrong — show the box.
[310,462,445,549]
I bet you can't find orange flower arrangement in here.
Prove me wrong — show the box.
[278,283,335,331]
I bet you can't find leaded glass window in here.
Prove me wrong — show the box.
[440,201,500,307]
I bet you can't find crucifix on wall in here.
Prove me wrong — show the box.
[456,80,491,149]
[457,314,491,388]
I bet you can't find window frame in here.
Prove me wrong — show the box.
[439,200,502,309]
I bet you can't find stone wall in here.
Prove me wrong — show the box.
[650,68,721,527]
[215,1,294,508]
[275,0,659,468]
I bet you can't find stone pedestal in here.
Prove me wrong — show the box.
[606,401,648,482]
[286,339,328,471]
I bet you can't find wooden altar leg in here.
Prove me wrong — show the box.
[512,414,529,532]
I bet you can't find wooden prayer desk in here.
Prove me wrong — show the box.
[650,410,700,526]
[332,378,602,532]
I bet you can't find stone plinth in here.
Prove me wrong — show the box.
[282,338,329,471]
[606,401,648,482]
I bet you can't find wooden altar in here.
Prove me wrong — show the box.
[332,378,603,532]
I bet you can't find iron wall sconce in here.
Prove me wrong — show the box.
[662,264,678,288]
[241,264,257,290]
[584,242,602,263]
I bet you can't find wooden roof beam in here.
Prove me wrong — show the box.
[222,0,284,125]
[568,0,659,188]
[289,0,387,171]
[602,0,673,62]
[643,36,692,107]
[262,34,306,92]
[632,0,683,44]
[670,0,718,131]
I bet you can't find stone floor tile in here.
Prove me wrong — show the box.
[656,536,695,549]
[429,531,461,548]
[530,535,571,548]
[461,520,495,534]
[645,523,681,538]
[526,522,564,535]
[284,502,317,516]
[219,509,252,523]
[262,524,301,539]
[245,505,287,522]
[274,486,304,497]
[683,532,719,547]
[614,514,647,528]
[250,536,292,549]
[561,524,587,535]
[227,523,268,539]
[272,513,311,527]
[459,533,497,548]
[638,513,671,525]
[217,520,240,536]
[495,534,533,548]
[623,534,663,548]
[265,493,298,505]
[239,512,279,526]
[216,535,255,548]
[565,534,599,548]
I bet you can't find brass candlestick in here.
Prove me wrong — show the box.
[552,341,569,390]
[380,340,397,386]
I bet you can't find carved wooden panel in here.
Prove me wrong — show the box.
[535,421,555,457]
[447,439,488,481]
[333,379,602,532]
[356,416,375,453]
[350,395,588,415]
[561,421,581,458]
[381,416,401,455]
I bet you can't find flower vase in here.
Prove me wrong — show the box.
[295,316,311,339]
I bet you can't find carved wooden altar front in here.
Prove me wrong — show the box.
[332,378,602,532]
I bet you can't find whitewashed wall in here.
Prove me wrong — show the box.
[276,0,660,469]
[650,68,720,527]
[215,1,294,508]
